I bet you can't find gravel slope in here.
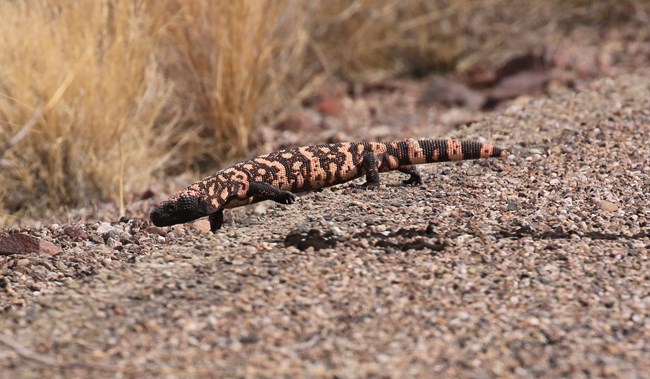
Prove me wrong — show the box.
[1,72,649,378]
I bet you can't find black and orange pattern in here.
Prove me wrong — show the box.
[151,139,509,232]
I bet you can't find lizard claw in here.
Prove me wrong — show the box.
[402,177,422,186]
[279,191,296,204]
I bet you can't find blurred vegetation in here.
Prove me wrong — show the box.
[0,0,646,221]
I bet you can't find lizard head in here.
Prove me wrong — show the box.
[150,190,216,227]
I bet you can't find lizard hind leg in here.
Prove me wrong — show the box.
[398,165,422,185]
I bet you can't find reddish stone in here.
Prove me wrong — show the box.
[0,233,61,256]
[64,226,88,241]
[317,98,344,116]
[144,225,167,236]
[140,188,157,200]
[417,76,485,110]
[275,110,321,132]
[191,220,211,233]
[487,70,551,105]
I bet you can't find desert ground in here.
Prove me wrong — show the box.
[1,70,648,378]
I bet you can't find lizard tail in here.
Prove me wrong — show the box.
[400,139,509,164]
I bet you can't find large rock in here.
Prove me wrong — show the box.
[0,233,61,256]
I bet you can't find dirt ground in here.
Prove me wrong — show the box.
[0,69,648,378]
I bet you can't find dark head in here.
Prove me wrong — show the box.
[150,190,215,227]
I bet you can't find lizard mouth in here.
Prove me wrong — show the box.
[150,204,176,226]
[150,203,188,227]
[150,197,209,227]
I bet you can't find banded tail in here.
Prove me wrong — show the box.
[382,139,509,166]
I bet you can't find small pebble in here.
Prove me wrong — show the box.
[96,223,115,234]
[597,200,619,212]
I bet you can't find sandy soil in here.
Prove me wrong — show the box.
[0,70,648,378]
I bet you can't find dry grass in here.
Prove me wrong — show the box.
[0,0,645,223]
[0,0,308,220]
[0,1,175,217]
[159,0,311,169]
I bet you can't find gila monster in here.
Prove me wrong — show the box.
[150,139,509,232]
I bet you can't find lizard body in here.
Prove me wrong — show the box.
[150,139,509,232]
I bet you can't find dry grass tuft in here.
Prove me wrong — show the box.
[0,1,176,216]
[159,0,311,169]
[0,0,313,221]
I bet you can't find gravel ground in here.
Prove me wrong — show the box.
[1,71,649,378]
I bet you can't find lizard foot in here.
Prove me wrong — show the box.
[402,176,422,186]
[274,191,296,204]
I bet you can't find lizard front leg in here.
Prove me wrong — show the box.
[210,183,295,233]
[398,165,422,185]
[209,209,224,233]
[208,186,245,232]
[360,152,381,189]
[247,182,296,204]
